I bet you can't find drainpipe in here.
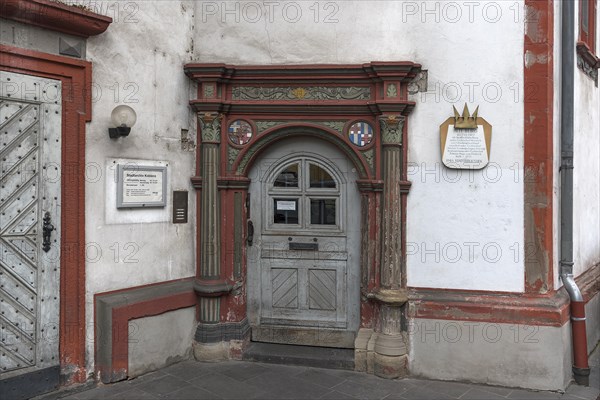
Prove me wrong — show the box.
[560,0,590,386]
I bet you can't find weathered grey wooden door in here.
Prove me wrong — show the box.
[0,71,62,399]
[248,137,360,348]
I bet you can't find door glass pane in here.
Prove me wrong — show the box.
[274,164,299,187]
[309,164,336,188]
[310,199,336,225]
[274,198,299,224]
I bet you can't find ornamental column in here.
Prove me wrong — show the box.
[372,115,409,378]
[193,112,227,360]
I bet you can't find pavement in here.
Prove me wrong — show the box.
[39,344,599,400]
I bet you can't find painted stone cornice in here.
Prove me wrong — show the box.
[184,62,421,83]
[186,62,421,117]
[190,101,416,117]
[0,0,112,38]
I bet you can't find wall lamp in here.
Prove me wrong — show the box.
[109,105,137,138]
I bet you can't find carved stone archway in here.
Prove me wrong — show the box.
[184,62,420,378]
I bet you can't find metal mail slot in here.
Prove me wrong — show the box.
[289,242,318,251]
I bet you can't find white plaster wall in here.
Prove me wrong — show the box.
[80,0,529,374]
[193,1,525,292]
[128,307,196,377]
[553,0,562,292]
[572,6,600,279]
[408,318,572,390]
[84,1,197,373]
[553,1,600,289]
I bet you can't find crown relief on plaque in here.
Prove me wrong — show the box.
[440,104,493,170]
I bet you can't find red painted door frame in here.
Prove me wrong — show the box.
[1,45,92,384]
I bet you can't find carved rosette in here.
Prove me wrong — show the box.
[199,112,223,143]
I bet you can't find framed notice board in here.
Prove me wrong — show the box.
[116,164,167,208]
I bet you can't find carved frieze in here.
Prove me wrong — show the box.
[362,148,375,173]
[255,120,346,135]
[232,86,371,101]
[228,146,240,170]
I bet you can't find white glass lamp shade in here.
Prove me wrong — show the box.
[110,105,137,128]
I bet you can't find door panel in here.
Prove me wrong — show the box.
[0,71,62,397]
[247,137,360,348]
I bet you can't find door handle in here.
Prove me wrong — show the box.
[42,212,54,252]
[247,220,254,246]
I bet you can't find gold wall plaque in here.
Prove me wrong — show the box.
[440,104,492,169]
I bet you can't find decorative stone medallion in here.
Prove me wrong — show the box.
[348,122,374,147]
[228,120,253,145]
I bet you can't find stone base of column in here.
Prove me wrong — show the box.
[193,341,229,361]
[355,328,409,378]
[373,333,408,379]
[374,353,408,379]
[193,319,250,361]
[354,328,373,372]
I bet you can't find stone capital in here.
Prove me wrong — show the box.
[378,115,404,146]
[199,112,223,143]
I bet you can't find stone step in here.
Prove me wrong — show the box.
[242,342,355,371]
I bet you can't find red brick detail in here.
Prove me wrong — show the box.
[0,44,92,384]
[0,0,112,38]
[523,0,554,293]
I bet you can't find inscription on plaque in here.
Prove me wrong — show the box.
[440,104,492,170]
[117,165,167,208]
[442,126,488,169]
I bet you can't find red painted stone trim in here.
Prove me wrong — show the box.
[110,292,196,379]
[576,262,600,303]
[408,288,570,327]
[0,0,112,38]
[523,0,554,294]
[0,44,92,384]
[408,263,600,327]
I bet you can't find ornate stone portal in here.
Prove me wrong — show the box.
[184,62,421,377]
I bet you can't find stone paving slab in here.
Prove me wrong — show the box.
[33,344,600,400]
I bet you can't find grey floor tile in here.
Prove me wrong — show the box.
[161,385,223,399]
[320,369,369,381]
[506,389,562,399]
[564,384,600,400]
[295,369,348,389]
[125,370,169,387]
[189,372,268,399]
[460,388,509,399]
[108,388,159,399]
[473,385,514,397]
[247,371,332,399]
[163,361,218,382]
[396,386,455,400]
[332,379,398,400]
[76,384,132,400]
[136,375,192,396]
[218,362,270,382]
[320,390,360,399]
[259,362,310,376]
[425,381,471,398]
